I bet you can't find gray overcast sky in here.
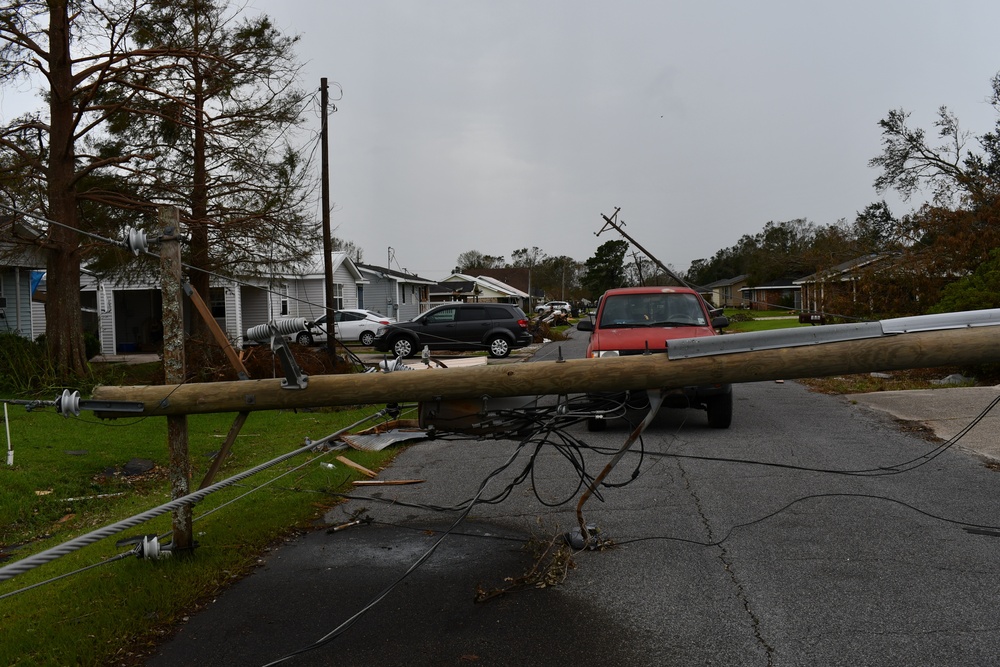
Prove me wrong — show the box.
[245,0,1000,281]
[5,1,1000,282]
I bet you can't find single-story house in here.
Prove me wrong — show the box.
[701,274,749,308]
[794,254,887,313]
[355,262,438,322]
[740,278,802,311]
[79,251,375,353]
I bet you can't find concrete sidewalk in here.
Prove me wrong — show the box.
[847,386,1000,461]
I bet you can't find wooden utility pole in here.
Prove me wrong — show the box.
[320,77,336,358]
[598,207,686,286]
[94,320,1000,417]
[159,206,193,552]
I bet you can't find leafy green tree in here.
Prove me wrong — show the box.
[533,255,582,301]
[866,72,1000,314]
[929,248,1000,313]
[454,250,505,272]
[581,239,629,298]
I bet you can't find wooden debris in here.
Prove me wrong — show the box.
[351,479,424,486]
[335,455,377,478]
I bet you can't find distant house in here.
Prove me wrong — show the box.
[794,254,887,313]
[355,262,437,322]
[472,267,531,297]
[431,273,530,310]
[740,278,802,311]
[702,274,749,308]
[0,216,47,340]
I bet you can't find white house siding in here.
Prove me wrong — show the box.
[0,267,34,337]
[358,271,393,317]
[97,285,116,355]
[30,298,45,342]
[397,283,424,320]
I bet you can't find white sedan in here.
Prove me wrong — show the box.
[294,309,395,346]
[535,300,572,315]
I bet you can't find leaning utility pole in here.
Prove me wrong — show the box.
[320,77,336,358]
[598,207,687,286]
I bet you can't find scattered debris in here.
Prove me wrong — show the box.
[932,373,973,385]
[60,492,127,502]
[475,534,577,602]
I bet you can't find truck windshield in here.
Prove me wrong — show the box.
[598,293,707,328]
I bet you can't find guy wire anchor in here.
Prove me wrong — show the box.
[568,389,667,550]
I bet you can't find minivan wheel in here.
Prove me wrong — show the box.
[487,335,511,358]
[360,330,375,346]
[296,332,313,346]
[392,336,416,358]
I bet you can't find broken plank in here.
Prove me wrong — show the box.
[335,455,378,478]
[351,479,424,486]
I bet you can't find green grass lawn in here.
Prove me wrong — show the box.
[725,318,813,333]
[0,400,401,666]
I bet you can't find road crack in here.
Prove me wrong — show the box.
[678,459,776,665]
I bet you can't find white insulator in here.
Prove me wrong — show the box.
[125,227,148,256]
[139,535,170,559]
[269,318,309,336]
[56,389,80,418]
[246,323,273,343]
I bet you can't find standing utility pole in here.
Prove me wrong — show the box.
[159,206,193,552]
[320,78,336,358]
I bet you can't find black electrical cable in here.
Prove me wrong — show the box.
[614,492,1000,549]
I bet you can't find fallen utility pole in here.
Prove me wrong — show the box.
[91,310,1000,417]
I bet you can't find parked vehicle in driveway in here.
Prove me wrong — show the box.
[372,302,532,358]
[293,309,394,346]
[576,286,732,429]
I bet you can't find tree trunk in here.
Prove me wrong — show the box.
[45,0,87,376]
[188,32,211,339]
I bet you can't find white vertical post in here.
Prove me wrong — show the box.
[4,403,12,466]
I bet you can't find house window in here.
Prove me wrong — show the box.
[333,283,344,310]
[209,288,226,318]
[357,284,364,309]
[401,282,406,304]
[280,285,289,316]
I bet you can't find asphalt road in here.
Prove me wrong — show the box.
[147,332,1000,667]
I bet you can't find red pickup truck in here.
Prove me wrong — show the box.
[576,286,733,429]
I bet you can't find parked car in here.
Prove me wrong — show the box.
[372,302,532,358]
[576,286,732,429]
[535,300,572,315]
[293,309,395,346]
